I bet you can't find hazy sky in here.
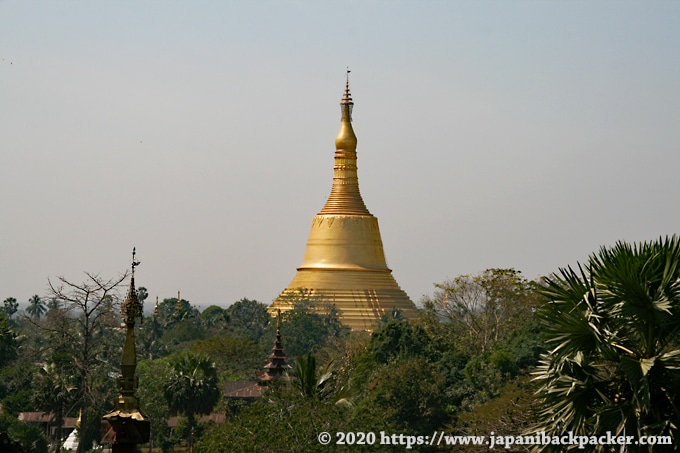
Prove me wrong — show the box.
[2,1,679,310]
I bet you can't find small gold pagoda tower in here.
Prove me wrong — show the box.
[101,248,150,452]
[270,75,417,330]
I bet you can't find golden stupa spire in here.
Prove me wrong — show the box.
[270,74,417,330]
[319,69,370,216]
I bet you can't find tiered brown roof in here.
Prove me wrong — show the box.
[261,310,292,381]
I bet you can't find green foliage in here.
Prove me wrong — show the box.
[0,267,553,451]
[149,297,208,353]
[136,286,149,310]
[31,361,78,446]
[271,301,348,358]
[0,313,17,366]
[292,353,334,399]
[137,315,168,359]
[44,272,127,453]
[1,298,18,320]
[192,336,262,380]
[137,359,173,452]
[164,352,221,422]
[201,305,229,332]
[424,268,540,355]
[463,355,503,404]
[224,298,271,342]
[0,359,35,404]
[489,350,519,377]
[155,297,197,326]
[26,295,46,320]
[352,319,436,395]
[454,375,538,451]
[162,318,207,350]
[358,356,448,433]
[0,413,48,453]
[499,315,544,369]
[533,236,680,451]
[195,391,353,453]
[46,297,61,311]
[1,389,32,416]
[366,319,436,364]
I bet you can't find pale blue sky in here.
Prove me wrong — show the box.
[1,1,679,309]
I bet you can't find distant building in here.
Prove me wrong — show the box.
[17,412,78,449]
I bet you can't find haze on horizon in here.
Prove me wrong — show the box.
[1,1,679,310]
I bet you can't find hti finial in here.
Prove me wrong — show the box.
[341,69,353,106]
[131,247,140,277]
[121,248,143,324]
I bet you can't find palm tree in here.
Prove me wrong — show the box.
[292,353,333,399]
[46,298,62,311]
[26,294,46,320]
[0,313,17,363]
[2,297,18,318]
[164,352,220,427]
[533,236,680,452]
[33,361,77,451]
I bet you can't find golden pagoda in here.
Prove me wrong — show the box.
[270,75,417,330]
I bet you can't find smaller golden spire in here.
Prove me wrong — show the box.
[110,249,146,412]
[175,290,182,312]
[102,248,149,448]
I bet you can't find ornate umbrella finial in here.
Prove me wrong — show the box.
[131,247,140,277]
[121,248,143,325]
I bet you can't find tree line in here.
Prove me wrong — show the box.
[1,236,679,452]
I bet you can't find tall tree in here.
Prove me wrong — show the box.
[0,313,17,366]
[164,352,220,428]
[424,269,539,354]
[26,294,46,320]
[224,298,270,342]
[1,297,18,319]
[32,361,77,451]
[533,236,680,452]
[191,336,262,380]
[45,272,127,453]
[276,301,347,358]
[46,298,61,311]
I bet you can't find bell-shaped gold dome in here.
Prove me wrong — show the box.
[270,78,417,330]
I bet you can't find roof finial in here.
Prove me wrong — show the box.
[341,68,353,107]
[131,247,140,278]
[121,249,143,324]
